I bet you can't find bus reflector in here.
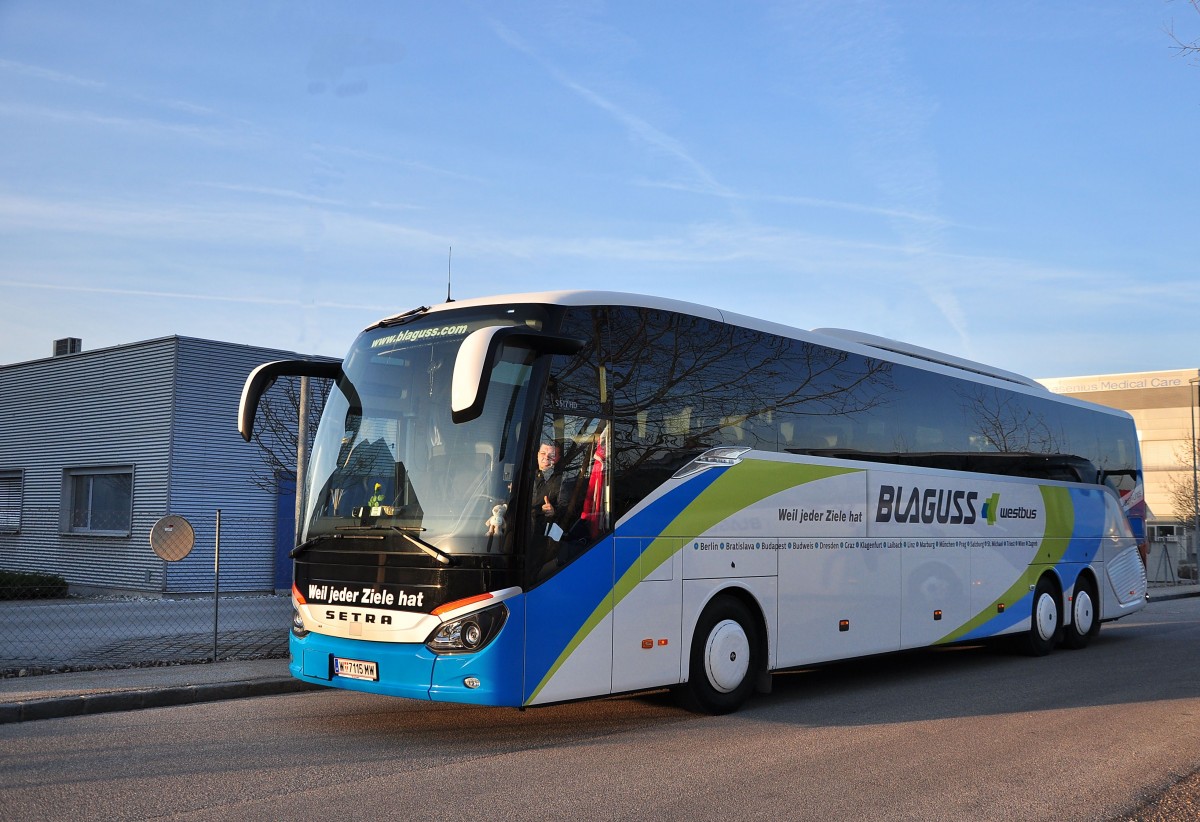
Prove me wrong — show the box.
[433,592,494,616]
[292,583,306,605]
[641,639,653,649]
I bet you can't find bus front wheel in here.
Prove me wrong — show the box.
[678,596,760,715]
[1025,577,1062,656]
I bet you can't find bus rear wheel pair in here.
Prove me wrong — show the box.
[1024,575,1100,656]
[676,596,762,715]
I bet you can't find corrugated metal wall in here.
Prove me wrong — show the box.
[0,336,324,595]
[166,337,299,593]
[0,339,175,591]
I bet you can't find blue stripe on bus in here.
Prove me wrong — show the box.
[522,467,727,702]
[955,487,1110,642]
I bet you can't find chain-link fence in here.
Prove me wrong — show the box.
[1146,537,1199,586]
[2,506,1193,677]
[0,594,291,676]
[0,510,292,676]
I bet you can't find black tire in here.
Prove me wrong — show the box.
[1062,575,1100,650]
[677,595,761,715]
[1024,576,1062,656]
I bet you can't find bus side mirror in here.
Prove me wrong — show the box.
[239,359,343,442]
[451,327,584,424]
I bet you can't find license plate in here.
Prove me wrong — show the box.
[333,657,378,681]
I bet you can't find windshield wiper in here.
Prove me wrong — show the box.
[289,532,384,558]
[391,526,458,566]
[372,305,431,329]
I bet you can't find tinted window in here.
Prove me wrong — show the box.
[546,305,1139,526]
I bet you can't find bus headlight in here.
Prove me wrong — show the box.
[291,602,309,638]
[426,602,508,653]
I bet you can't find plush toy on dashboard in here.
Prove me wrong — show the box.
[485,503,507,537]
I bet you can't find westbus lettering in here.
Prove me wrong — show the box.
[998,506,1038,520]
[875,485,978,525]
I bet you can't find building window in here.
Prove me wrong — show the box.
[0,470,22,534]
[63,466,134,535]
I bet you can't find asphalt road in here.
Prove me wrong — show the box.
[2,597,1199,821]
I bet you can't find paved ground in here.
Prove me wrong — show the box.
[1,581,1196,726]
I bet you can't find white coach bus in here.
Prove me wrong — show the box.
[240,291,1147,713]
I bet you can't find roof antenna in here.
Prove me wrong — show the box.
[445,246,454,303]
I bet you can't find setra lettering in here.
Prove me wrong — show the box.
[324,610,394,625]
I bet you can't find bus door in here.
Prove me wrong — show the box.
[522,416,616,705]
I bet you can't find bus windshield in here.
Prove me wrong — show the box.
[302,307,547,555]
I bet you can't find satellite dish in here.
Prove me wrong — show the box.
[150,515,195,562]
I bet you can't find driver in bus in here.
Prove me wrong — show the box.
[531,441,574,570]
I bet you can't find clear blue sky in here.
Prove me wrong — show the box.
[1,1,1197,378]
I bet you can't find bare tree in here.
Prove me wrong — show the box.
[1165,434,1200,533]
[249,375,332,492]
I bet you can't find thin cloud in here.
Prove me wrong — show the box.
[0,101,242,144]
[0,58,106,90]
[312,142,490,184]
[488,19,739,203]
[0,279,381,312]
[637,178,953,226]
[196,182,423,212]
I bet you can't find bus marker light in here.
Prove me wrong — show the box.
[839,620,850,632]
[933,610,942,621]
[292,583,307,605]
[433,592,494,616]
[464,677,481,689]
[997,603,1006,613]
[641,639,653,649]
[658,639,669,646]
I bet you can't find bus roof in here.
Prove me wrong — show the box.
[376,289,1099,408]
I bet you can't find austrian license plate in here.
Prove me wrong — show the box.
[333,657,378,681]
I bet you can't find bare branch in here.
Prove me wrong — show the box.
[1166,0,1200,63]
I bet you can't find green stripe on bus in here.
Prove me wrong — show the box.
[935,485,1074,644]
[526,460,860,704]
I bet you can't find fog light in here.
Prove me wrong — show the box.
[464,676,481,689]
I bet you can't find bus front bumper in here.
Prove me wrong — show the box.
[289,617,524,707]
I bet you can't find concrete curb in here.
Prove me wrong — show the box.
[1147,587,1200,603]
[0,677,320,725]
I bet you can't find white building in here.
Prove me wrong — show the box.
[1038,368,1200,581]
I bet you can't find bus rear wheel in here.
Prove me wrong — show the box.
[1024,577,1062,656]
[1062,576,1100,650]
[678,595,760,715]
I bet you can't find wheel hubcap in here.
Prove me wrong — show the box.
[705,619,750,693]
[1035,592,1058,642]
[1074,590,1094,635]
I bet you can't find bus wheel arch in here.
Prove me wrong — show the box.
[1063,571,1101,650]
[1024,573,1063,656]
[677,591,766,714]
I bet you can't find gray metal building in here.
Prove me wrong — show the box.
[0,336,321,595]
